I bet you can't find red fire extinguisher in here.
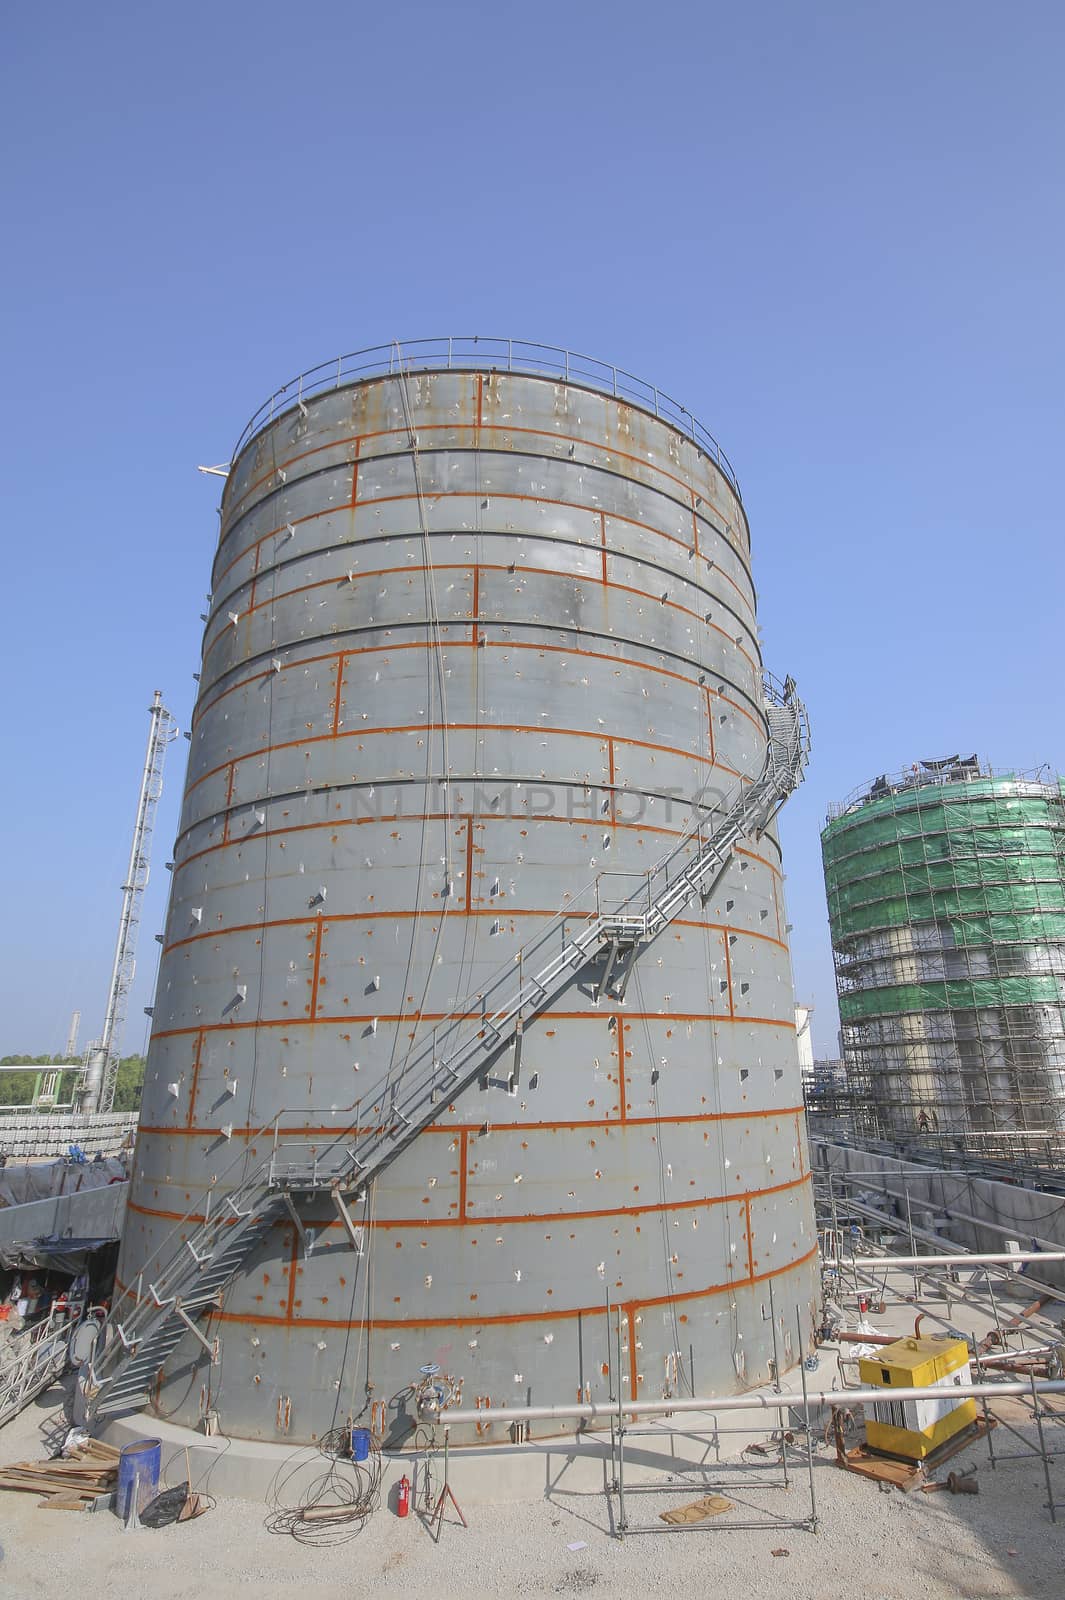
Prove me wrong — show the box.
[396,1474,411,1518]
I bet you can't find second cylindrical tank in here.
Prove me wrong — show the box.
[823,760,1065,1146]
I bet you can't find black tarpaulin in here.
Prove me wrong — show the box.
[0,1236,115,1274]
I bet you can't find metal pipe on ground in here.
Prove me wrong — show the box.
[979,1345,1061,1366]
[821,1166,1065,1257]
[822,1251,1065,1269]
[438,1378,1065,1430]
[817,1189,1065,1309]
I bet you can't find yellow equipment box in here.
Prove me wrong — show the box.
[858,1336,976,1461]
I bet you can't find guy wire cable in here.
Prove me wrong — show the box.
[378,344,456,1104]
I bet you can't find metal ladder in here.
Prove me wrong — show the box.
[0,1306,73,1428]
[87,674,809,1418]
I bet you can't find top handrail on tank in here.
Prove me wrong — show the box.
[229,337,741,499]
[825,759,1063,822]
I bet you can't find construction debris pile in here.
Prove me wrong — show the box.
[0,1435,119,1511]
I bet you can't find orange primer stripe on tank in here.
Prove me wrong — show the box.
[174,802,715,869]
[115,1244,818,1333]
[284,1226,299,1320]
[172,811,782,888]
[458,1127,469,1220]
[330,653,347,736]
[135,1105,807,1143]
[201,553,759,679]
[185,717,731,801]
[227,419,744,551]
[185,1030,205,1130]
[220,422,751,598]
[162,908,787,960]
[191,632,762,741]
[463,818,474,915]
[350,436,361,507]
[221,764,236,845]
[192,645,342,731]
[213,492,753,633]
[308,920,325,1020]
[217,486,751,621]
[616,1009,627,1121]
[125,1174,811,1236]
[148,1010,797,1043]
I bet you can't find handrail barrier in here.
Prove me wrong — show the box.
[229,336,741,499]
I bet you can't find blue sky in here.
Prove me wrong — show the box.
[1,1,1061,1058]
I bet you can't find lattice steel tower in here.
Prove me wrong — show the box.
[82,691,179,1113]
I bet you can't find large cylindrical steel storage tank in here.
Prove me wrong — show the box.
[823,760,1065,1151]
[119,340,816,1445]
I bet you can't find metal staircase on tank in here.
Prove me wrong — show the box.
[85,673,810,1420]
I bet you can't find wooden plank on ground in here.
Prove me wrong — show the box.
[839,1447,923,1492]
[659,1494,733,1525]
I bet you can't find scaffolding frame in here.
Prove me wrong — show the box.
[601,1295,818,1538]
[812,1166,1064,1523]
[821,761,1065,1155]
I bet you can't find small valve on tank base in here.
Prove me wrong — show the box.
[411,1362,462,1421]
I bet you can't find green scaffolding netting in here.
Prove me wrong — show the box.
[827,871,1065,918]
[824,835,1061,890]
[824,779,1065,842]
[822,783,1065,947]
[823,806,1064,868]
[839,973,1065,1021]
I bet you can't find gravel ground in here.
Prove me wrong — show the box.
[3,1267,1064,1599]
[1,1380,1062,1600]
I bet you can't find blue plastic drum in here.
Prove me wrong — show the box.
[116,1437,162,1519]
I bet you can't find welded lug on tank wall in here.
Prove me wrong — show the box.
[118,349,818,1444]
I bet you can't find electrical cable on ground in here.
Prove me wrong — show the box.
[265,1428,382,1545]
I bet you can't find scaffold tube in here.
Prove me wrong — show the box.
[438,1378,1065,1429]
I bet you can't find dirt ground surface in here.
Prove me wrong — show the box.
[1,1377,1062,1600]
[3,1260,1065,1600]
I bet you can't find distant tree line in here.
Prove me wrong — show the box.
[0,1055,146,1112]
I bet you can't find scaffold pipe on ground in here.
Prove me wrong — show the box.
[821,1252,1065,1269]
[437,1378,1065,1430]
[821,1169,1065,1256]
